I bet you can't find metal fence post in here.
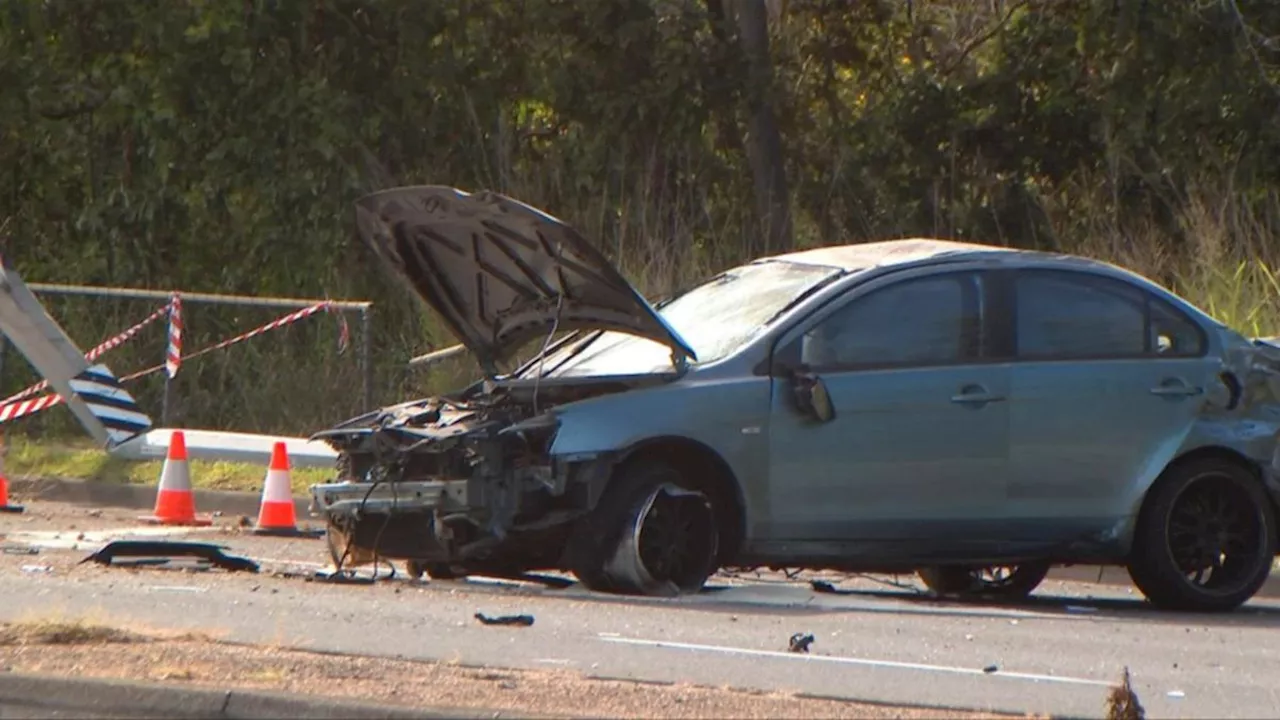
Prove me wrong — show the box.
[161,375,173,427]
[0,334,7,392]
[360,306,373,413]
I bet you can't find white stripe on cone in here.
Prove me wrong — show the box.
[261,467,293,503]
[158,450,192,492]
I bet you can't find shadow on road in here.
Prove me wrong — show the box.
[486,569,1280,629]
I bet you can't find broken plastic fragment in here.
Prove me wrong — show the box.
[475,612,535,627]
[788,632,815,653]
[80,540,259,573]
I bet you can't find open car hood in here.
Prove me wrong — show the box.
[354,186,696,372]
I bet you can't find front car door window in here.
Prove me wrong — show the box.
[800,274,980,370]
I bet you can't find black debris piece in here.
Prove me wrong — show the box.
[1,546,39,555]
[789,632,815,653]
[983,664,998,674]
[79,540,259,573]
[475,613,535,627]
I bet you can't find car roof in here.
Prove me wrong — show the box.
[762,237,1061,273]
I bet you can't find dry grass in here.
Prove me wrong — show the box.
[5,435,333,494]
[1041,171,1280,338]
[0,618,141,646]
[1105,667,1145,720]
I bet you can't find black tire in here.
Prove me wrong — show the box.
[1127,457,1277,612]
[569,460,720,597]
[918,562,1051,600]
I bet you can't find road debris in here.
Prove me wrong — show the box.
[1106,667,1145,719]
[1,545,38,555]
[79,540,259,573]
[788,633,815,653]
[474,613,535,627]
[311,568,376,585]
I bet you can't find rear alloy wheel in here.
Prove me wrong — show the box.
[918,562,1051,601]
[1127,458,1277,612]
[570,461,719,597]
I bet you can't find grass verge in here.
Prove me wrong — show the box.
[5,435,332,495]
[0,618,141,646]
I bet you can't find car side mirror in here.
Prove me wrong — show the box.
[791,370,836,423]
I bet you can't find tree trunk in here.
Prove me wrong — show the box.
[731,0,792,255]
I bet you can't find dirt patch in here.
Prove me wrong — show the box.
[0,619,140,646]
[0,622,1024,719]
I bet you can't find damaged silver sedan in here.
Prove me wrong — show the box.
[310,185,1280,612]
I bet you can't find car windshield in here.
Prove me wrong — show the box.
[533,260,841,377]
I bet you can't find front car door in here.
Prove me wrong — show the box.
[765,267,1012,561]
[1003,267,1220,552]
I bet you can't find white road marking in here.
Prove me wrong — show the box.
[597,634,1112,687]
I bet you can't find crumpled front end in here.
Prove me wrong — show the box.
[306,381,630,570]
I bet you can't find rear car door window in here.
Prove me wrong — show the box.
[1014,270,1205,359]
[801,273,982,370]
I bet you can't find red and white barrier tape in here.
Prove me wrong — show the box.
[0,393,64,423]
[0,301,172,405]
[0,299,343,423]
[120,301,335,383]
[165,294,183,378]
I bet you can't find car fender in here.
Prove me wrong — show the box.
[549,375,774,526]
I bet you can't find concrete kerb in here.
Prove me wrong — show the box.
[8,476,300,520]
[0,672,514,719]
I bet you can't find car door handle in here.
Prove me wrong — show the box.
[951,390,1006,404]
[1149,383,1203,397]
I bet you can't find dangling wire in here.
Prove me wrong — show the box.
[531,242,567,415]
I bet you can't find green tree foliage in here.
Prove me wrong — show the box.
[1,0,1278,434]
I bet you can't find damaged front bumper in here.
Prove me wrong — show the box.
[310,479,469,517]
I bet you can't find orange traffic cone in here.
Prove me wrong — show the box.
[0,431,23,514]
[252,442,318,537]
[138,430,211,526]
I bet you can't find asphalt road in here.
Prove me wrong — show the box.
[3,504,1280,719]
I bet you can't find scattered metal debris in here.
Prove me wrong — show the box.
[474,613,535,627]
[1,545,38,555]
[810,579,838,594]
[311,567,375,585]
[79,540,259,573]
[788,633,815,653]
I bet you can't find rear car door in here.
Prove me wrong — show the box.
[766,268,1012,550]
[1004,268,1218,543]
